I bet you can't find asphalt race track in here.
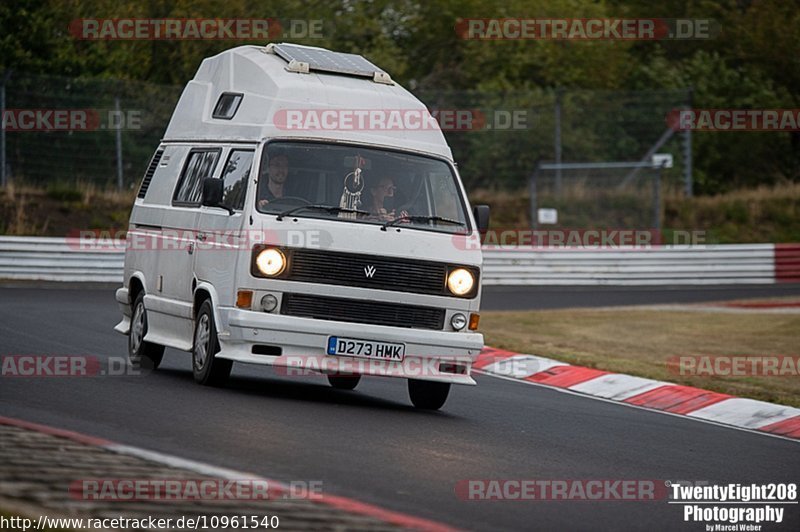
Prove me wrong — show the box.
[481,283,800,310]
[1,286,798,531]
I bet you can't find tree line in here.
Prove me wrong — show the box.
[1,0,798,193]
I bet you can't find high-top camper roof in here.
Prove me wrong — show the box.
[163,44,452,160]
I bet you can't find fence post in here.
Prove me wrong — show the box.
[115,96,123,189]
[1,70,11,187]
[529,164,540,229]
[653,163,663,230]
[683,89,693,197]
[554,88,563,196]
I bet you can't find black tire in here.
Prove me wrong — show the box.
[128,291,164,370]
[327,374,361,390]
[408,379,450,410]
[192,299,233,386]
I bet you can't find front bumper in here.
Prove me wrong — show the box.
[216,307,484,385]
[114,287,131,334]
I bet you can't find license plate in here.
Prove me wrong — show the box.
[327,336,406,361]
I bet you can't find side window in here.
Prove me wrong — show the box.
[212,93,244,120]
[220,150,254,211]
[173,149,220,206]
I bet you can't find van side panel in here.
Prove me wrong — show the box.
[128,144,197,351]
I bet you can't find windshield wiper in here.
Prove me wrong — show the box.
[276,204,370,221]
[381,215,466,231]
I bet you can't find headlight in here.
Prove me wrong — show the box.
[255,248,286,277]
[447,268,475,296]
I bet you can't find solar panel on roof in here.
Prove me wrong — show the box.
[269,43,392,83]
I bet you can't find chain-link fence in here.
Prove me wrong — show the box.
[418,88,692,195]
[530,161,667,233]
[0,72,690,199]
[1,72,181,189]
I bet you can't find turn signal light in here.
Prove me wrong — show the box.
[236,290,253,309]
[468,313,480,331]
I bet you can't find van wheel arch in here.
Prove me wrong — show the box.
[193,288,212,318]
[129,277,145,305]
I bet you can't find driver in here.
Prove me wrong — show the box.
[257,153,289,208]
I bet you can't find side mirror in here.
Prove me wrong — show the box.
[201,178,234,215]
[473,204,490,233]
[201,177,224,207]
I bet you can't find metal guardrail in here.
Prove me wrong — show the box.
[0,236,780,285]
[0,236,124,283]
[481,244,775,285]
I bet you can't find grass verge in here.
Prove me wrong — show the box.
[0,182,134,236]
[481,301,800,407]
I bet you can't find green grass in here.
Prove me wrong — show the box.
[0,182,134,236]
[481,301,800,407]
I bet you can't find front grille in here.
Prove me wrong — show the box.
[281,293,446,330]
[286,248,452,295]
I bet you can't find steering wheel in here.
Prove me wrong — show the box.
[395,202,415,217]
[271,196,311,206]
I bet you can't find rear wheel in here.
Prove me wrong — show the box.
[128,291,164,370]
[192,299,232,386]
[327,374,361,390]
[408,379,450,410]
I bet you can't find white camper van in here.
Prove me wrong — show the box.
[115,43,489,409]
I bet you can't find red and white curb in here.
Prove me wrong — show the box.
[0,415,456,532]
[475,347,800,441]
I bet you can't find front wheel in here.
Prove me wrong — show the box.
[129,292,164,370]
[192,300,232,386]
[408,379,450,410]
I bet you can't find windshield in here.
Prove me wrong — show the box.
[255,141,470,234]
